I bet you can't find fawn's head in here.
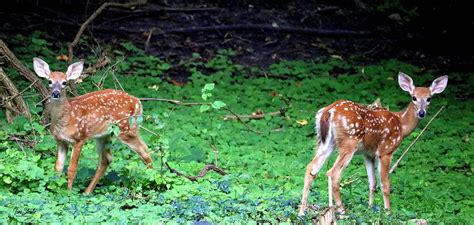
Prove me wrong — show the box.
[398,72,448,119]
[33,58,84,100]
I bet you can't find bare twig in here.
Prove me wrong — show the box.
[340,175,360,188]
[223,110,281,120]
[144,28,155,52]
[140,97,209,106]
[252,72,292,80]
[165,162,227,182]
[80,55,110,80]
[210,144,219,166]
[0,79,38,107]
[222,93,290,134]
[390,106,445,173]
[139,125,160,138]
[3,136,36,148]
[221,107,263,134]
[68,0,147,62]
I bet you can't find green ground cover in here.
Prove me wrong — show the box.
[0,33,473,223]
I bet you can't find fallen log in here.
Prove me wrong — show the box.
[91,24,371,37]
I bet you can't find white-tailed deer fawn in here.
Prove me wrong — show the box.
[33,57,153,194]
[299,72,448,215]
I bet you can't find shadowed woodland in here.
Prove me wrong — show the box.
[0,0,473,223]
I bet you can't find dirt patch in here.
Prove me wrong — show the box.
[1,1,473,75]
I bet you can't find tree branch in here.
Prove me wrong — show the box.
[165,162,227,182]
[68,0,148,62]
[221,107,263,134]
[222,110,281,121]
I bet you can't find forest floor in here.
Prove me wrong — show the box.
[1,1,473,78]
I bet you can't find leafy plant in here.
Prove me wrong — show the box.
[0,34,472,223]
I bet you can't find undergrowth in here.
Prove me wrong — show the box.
[0,33,473,223]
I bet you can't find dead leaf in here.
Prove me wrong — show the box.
[296,119,308,125]
[252,109,264,116]
[170,80,185,86]
[56,54,69,61]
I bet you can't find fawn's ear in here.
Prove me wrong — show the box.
[398,72,415,94]
[33,57,51,79]
[65,61,84,80]
[430,75,448,94]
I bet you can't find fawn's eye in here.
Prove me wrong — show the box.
[48,80,52,84]
[62,81,67,86]
[412,96,417,101]
[427,97,431,103]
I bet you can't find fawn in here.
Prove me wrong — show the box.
[299,72,448,215]
[33,58,153,194]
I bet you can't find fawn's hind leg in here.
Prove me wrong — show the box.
[299,140,335,215]
[364,154,376,208]
[326,138,358,214]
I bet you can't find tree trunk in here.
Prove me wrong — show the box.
[0,68,31,122]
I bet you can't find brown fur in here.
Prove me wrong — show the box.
[47,73,152,195]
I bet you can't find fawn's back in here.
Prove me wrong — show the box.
[54,89,142,142]
[320,100,403,155]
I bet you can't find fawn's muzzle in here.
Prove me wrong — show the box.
[52,90,61,99]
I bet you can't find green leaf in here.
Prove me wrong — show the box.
[200,105,210,113]
[203,83,215,91]
[3,176,12,184]
[108,125,120,136]
[159,63,170,70]
[211,101,226,109]
[201,93,210,101]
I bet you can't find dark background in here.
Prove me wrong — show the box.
[1,0,473,74]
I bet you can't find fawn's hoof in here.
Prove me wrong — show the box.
[336,206,346,214]
[298,206,306,216]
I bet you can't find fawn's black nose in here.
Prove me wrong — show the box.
[418,110,425,118]
[52,90,61,99]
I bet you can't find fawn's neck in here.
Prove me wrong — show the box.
[50,97,70,130]
[395,101,419,137]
